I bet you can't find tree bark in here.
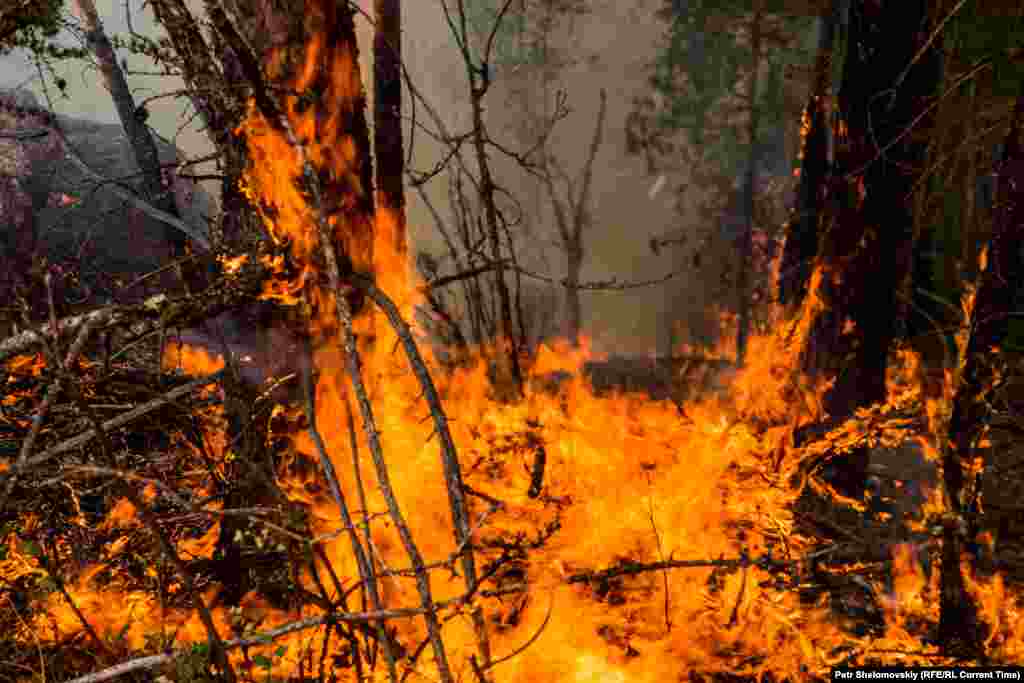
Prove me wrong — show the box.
[373,0,407,257]
[779,0,838,308]
[799,0,940,499]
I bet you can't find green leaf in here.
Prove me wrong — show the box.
[275,646,288,658]
[253,654,273,669]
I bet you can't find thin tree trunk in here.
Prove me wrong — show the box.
[735,2,762,366]
[468,73,523,396]
[373,0,406,257]
[151,0,253,250]
[564,245,582,347]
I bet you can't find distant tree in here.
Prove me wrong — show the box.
[637,0,814,360]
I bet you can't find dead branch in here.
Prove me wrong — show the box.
[513,265,683,291]
[60,596,476,683]
[119,483,237,682]
[0,257,266,367]
[566,553,789,586]
[300,348,399,678]
[0,371,223,490]
[0,313,102,509]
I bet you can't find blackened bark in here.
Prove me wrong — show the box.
[779,0,838,307]
[373,0,406,255]
[800,0,940,499]
[938,92,1024,656]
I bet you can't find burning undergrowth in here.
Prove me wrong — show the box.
[3,3,1024,682]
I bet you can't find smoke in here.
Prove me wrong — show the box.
[0,0,764,358]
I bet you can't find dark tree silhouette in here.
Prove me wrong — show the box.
[797,0,940,499]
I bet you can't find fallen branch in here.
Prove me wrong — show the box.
[0,372,223,491]
[60,599,472,683]
[0,258,266,367]
[567,552,790,586]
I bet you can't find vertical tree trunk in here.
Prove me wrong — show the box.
[735,2,762,366]
[564,244,583,347]
[373,0,407,258]
[779,0,839,308]
[799,0,940,499]
[468,75,523,396]
[938,91,1024,656]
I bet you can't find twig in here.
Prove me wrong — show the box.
[47,465,306,542]
[47,118,211,250]
[1,314,102,510]
[353,273,492,666]
[39,538,110,657]
[512,265,682,291]
[60,598,474,683]
[300,346,399,680]
[117,483,237,682]
[482,591,554,672]
[567,554,788,585]
[0,372,223,489]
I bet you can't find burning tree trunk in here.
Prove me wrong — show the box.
[779,0,839,309]
[797,0,940,499]
[938,92,1024,655]
[226,1,492,678]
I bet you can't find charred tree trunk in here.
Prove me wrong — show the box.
[373,0,407,257]
[779,0,839,308]
[938,92,1024,656]
[799,0,940,499]
[735,2,762,366]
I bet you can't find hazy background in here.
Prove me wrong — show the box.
[0,0,797,357]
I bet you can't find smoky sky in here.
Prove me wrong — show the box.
[1,0,806,357]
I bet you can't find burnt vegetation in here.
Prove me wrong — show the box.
[1,1,1024,682]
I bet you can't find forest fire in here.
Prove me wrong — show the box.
[4,2,1024,683]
